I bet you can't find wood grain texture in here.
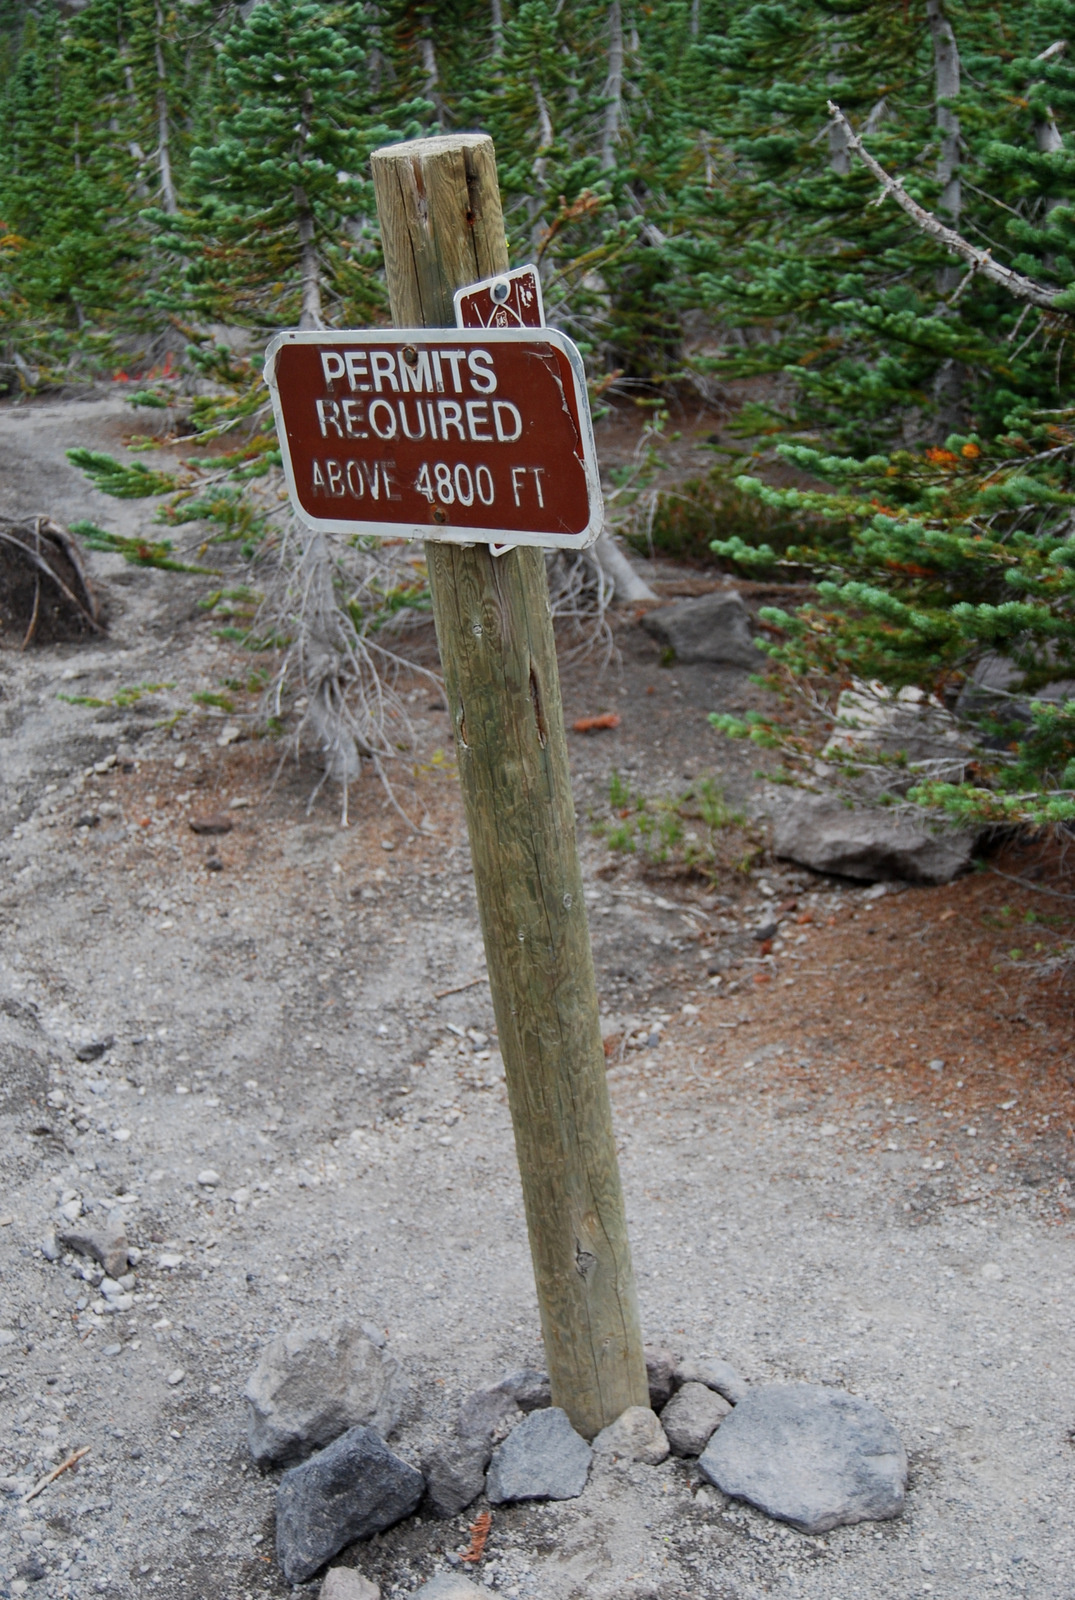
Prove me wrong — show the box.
[371,135,647,1438]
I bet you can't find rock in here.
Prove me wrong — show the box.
[644,1345,677,1410]
[457,1386,521,1446]
[320,1569,381,1600]
[674,1356,747,1406]
[957,652,1075,734]
[698,1383,907,1534]
[823,683,972,781]
[197,1169,220,1187]
[421,1434,490,1519]
[409,1575,482,1600]
[58,1217,128,1280]
[486,1407,591,1504]
[493,1368,551,1413]
[166,1368,185,1386]
[39,1231,60,1263]
[245,1320,408,1470]
[770,793,976,885]
[75,1037,113,1063]
[276,1426,424,1585]
[641,590,760,668]
[660,1382,731,1457]
[592,1406,669,1467]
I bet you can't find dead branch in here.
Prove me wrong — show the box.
[24,1446,91,1502]
[827,101,1072,318]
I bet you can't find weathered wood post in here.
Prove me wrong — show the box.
[370,134,648,1439]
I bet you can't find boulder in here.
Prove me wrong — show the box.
[421,1434,490,1519]
[246,1320,407,1470]
[275,1426,423,1585]
[770,793,976,885]
[58,1217,128,1281]
[673,1357,746,1407]
[321,1571,380,1600]
[822,683,972,780]
[644,1345,677,1411]
[486,1407,591,1504]
[660,1382,731,1457]
[641,590,760,668]
[698,1383,907,1535]
[592,1406,669,1467]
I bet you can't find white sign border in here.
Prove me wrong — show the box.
[263,325,604,550]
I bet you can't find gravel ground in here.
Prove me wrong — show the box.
[1,393,1074,1600]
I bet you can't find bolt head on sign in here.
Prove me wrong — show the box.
[264,327,603,550]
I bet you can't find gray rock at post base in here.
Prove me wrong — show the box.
[698,1383,907,1535]
[592,1406,669,1467]
[770,793,977,885]
[421,1433,491,1519]
[493,1368,551,1413]
[409,1575,483,1600]
[321,1571,381,1600]
[275,1426,424,1586]
[641,590,760,669]
[486,1407,591,1505]
[660,1382,732,1458]
[457,1386,522,1447]
[674,1356,747,1407]
[644,1345,678,1411]
[58,1217,128,1280]
[246,1320,407,1470]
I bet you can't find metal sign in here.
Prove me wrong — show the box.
[264,326,602,550]
[454,265,544,330]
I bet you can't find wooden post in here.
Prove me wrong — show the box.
[371,134,648,1439]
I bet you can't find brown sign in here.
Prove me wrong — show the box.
[264,328,602,549]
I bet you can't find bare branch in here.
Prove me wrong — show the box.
[826,101,1071,318]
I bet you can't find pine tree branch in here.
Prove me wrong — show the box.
[827,102,1070,317]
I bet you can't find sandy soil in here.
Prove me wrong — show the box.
[1,392,1074,1600]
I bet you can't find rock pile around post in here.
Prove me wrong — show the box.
[246,1324,907,1591]
[698,1383,908,1534]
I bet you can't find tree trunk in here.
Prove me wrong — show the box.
[154,2,177,215]
[490,0,504,54]
[294,189,323,329]
[927,0,961,291]
[600,0,623,172]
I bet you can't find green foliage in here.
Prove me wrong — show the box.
[68,518,218,575]
[66,451,179,499]
[594,770,759,881]
[58,680,175,708]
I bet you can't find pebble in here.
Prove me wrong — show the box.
[0,1330,16,1346]
[698,1383,907,1534]
[59,1218,129,1279]
[197,1169,220,1186]
[660,1382,731,1457]
[276,1426,423,1585]
[167,1369,186,1386]
[103,1343,122,1357]
[486,1407,591,1504]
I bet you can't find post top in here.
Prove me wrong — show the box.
[371,132,493,164]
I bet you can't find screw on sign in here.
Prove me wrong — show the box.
[263,326,601,551]
[454,264,544,330]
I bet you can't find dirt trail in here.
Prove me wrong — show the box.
[0,393,1073,1600]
